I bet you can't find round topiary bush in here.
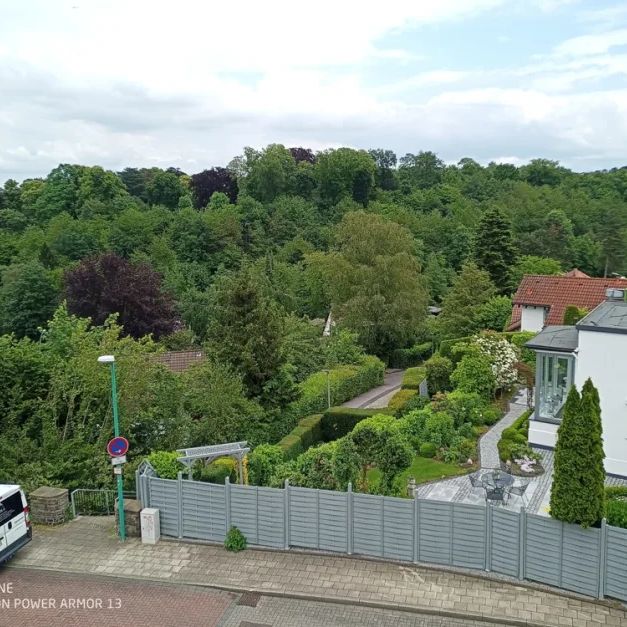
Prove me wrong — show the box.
[419,442,437,458]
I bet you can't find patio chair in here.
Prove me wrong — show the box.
[468,473,484,491]
[485,486,505,506]
[508,483,529,507]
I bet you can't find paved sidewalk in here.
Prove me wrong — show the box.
[342,369,403,409]
[10,517,627,627]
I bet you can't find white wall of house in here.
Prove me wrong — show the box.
[529,420,558,448]
[520,306,546,332]
[575,329,627,477]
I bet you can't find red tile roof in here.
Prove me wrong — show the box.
[508,274,627,330]
[563,268,590,278]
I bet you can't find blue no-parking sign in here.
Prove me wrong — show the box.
[107,436,129,457]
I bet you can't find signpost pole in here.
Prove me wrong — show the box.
[109,362,126,542]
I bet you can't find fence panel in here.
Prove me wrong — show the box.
[181,481,226,542]
[560,524,601,597]
[353,493,384,557]
[605,526,627,603]
[382,496,413,562]
[318,490,348,553]
[452,503,486,570]
[257,487,285,549]
[230,484,259,545]
[149,478,179,537]
[289,487,318,549]
[490,508,520,577]
[418,501,452,566]
[525,515,562,587]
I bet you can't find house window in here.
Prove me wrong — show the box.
[538,354,573,421]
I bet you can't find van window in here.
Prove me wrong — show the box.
[0,492,23,525]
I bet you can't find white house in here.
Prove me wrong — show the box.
[526,289,627,478]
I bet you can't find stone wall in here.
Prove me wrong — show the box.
[30,486,69,525]
[114,498,142,537]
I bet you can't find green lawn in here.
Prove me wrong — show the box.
[367,455,472,491]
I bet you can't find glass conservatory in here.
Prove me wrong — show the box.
[536,353,574,421]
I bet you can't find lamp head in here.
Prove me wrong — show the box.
[97,355,115,364]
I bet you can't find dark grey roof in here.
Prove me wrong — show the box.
[576,300,627,335]
[524,326,578,352]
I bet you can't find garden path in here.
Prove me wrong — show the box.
[342,368,404,409]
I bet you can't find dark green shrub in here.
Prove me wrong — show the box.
[248,444,284,486]
[419,442,436,458]
[605,486,627,529]
[401,366,427,390]
[606,501,627,529]
[425,355,453,395]
[388,388,417,416]
[277,414,323,459]
[146,451,183,479]
[224,526,247,552]
[433,390,487,427]
[401,393,429,414]
[450,350,495,400]
[388,342,432,369]
[399,408,430,449]
[481,404,503,425]
[423,411,456,448]
[497,409,532,462]
[199,457,236,484]
[550,380,605,528]
[320,407,392,441]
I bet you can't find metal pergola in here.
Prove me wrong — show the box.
[176,441,250,483]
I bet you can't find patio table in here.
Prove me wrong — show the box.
[480,470,514,491]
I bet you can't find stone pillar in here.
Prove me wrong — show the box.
[30,486,69,525]
[114,498,142,538]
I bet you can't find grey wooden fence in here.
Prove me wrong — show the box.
[138,473,627,604]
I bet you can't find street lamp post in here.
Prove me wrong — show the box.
[98,355,126,542]
[323,369,331,409]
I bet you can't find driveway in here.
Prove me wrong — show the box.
[342,369,404,409]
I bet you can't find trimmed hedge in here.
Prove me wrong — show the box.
[276,356,385,440]
[277,414,324,460]
[321,407,393,441]
[388,342,432,369]
[401,367,426,390]
[388,388,417,415]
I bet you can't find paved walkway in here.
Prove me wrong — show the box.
[10,517,627,627]
[342,369,403,409]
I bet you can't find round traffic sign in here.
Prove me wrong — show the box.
[107,436,129,457]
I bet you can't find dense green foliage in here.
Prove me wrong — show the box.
[277,414,324,459]
[550,381,606,528]
[3,148,627,493]
[401,367,427,390]
[320,407,393,441]
[497,410,533,462]
[605,487,627,529]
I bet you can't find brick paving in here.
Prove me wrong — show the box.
[0,567,234,626]
[10,516,627,626]
[218,594,496,626]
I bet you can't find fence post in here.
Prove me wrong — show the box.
[414,495,421,564]
[347,483,353,555]
[225,477,231,533]
[71,490,77,519]
[284,480,290,550]
[177,472,183,539]
[598,518,607,600]
[105,491,110,515]
[518,507,526,580]
[485,504,493,572]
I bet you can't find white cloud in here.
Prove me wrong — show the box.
[554,28,627,57]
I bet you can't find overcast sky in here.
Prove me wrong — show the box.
[2,0,627,181]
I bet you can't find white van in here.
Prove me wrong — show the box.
[0,485,31,564]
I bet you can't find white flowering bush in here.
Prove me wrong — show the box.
[474,334,519,390]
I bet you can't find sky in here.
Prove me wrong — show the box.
[2,0,627,181]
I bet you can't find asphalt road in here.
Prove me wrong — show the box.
[1,568,499,627]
